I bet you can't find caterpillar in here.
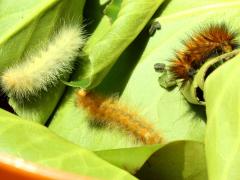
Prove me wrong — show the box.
[168,23,239,84]
[76,90,163,145]
[1,25,85,99]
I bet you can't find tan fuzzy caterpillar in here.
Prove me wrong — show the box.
[76,90,163,145]
[1,25,85,99]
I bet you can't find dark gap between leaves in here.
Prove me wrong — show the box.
[196,87,204,102]
[0,94,15,113]
[204,61,223,81]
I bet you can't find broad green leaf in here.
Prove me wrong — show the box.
[71,0,164,88]
[205,54,240,180]
[0,109,136,180]
[136,141,207,180]
[0,0,86,124]
[95,144,162,174]
[96,141,207,179]
[0,0,58,69]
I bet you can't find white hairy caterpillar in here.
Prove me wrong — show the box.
[1,25,85,99]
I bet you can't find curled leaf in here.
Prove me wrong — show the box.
[205,54,240,180]
[181,50,240,105]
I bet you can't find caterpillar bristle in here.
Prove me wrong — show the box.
[169,22,239,84]
[76,90,162,145]
[1,25,85,99]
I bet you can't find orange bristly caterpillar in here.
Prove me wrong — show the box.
[169,23,239,84]
[76,90,162,145]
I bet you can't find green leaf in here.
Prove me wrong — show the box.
[136,141,207,180]
[104,0,122,22]
[205,54,240,180]
[0,0,57,71]
[0,0,86,124]
[95,144,162,174]
[0,109,136,180]
[72,0,164,88]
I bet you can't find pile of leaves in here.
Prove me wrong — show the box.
[1,0,240,179]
